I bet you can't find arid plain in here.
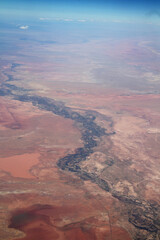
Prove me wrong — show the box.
[0,21,160,240]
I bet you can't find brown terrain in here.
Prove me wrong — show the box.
[0,29,160,240]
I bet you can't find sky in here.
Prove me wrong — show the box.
[0,0,160,23]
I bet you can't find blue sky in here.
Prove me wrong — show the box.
[0,0,160,23]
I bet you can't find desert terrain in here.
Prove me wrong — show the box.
[0,22,160,240]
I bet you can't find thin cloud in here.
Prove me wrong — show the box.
[64,19,73,22]
[39,18,51,21]
[39,18,74,22]
[77,20,86,22]
[146,10,160,17]
[19,25,29,30]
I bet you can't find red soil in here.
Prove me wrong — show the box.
[9,205,132,240]
[0,153,40,178]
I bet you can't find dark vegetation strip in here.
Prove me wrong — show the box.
[0,84,160,237]
[13,93,111,192]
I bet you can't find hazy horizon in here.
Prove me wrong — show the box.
[0,0,160,24]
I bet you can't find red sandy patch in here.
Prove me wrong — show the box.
[0,153,40,178]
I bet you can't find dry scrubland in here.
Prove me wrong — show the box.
[0,35,160,240]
